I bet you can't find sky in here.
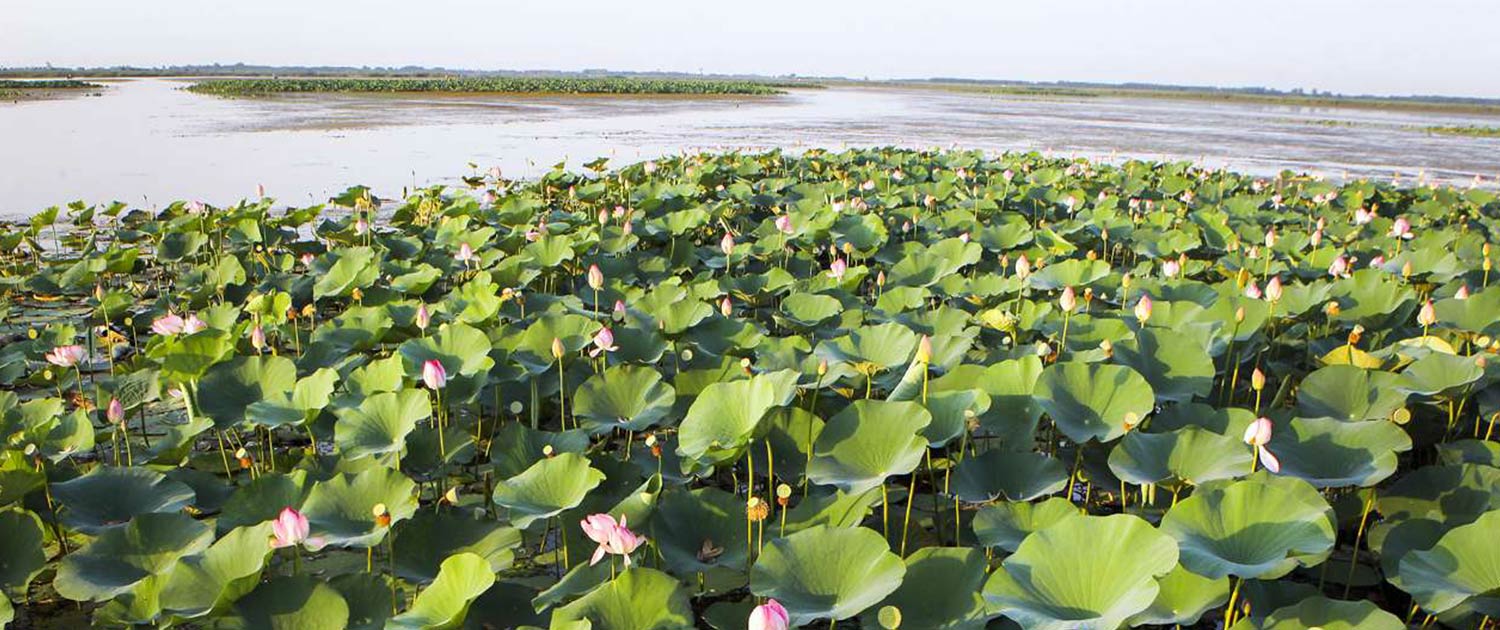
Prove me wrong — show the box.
[6,0,1499,99]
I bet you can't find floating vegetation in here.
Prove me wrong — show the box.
[1421,125,1500,138]
[1,148,1499,629]
[185,77,807,96]
[0,79,102,90]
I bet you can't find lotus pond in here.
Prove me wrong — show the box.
[1,148,1499,630]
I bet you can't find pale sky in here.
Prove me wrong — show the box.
[6,0,1499,98]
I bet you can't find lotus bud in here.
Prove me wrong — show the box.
[587,264,604,290]
[1235,306,1246,324]
[107,397,125,425]
[1418,300,1437,327]
[1243,281,1262,300]
[1309,229,1323,248]
[613,300,627,320]
[775,215,793,234]
[1251,368,1266,391]
[1161,259,1180,279]
[1015,255,1032,279]
[551,337,565,361]
[749,599,791,630]
[422,359,447,390]
[416,303,431,330]
[1456,285,1470,300]
[1264,228,1277,249]
[1265,276,1283,302]
[720,232,735,256]
[1120,274,1132,291]
[719,296,733,317]
[916,335,933,365]
[1134,295,1153,324]
[1328,256,1349,278]
[1059,287,1077,313]
[817,359,829,377]
[598,209,609,226]
[354,217,369,235]
[456,242,476,263]
[1099,338,1114,358]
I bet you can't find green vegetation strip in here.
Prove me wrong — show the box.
[2,148,1499,629]
[186,77,798,96]
[0,79,101,89]
[1422,125,1500,137]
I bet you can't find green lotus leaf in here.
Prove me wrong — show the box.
[493,452,606,528]
[513,313,597,373]
[919,389,989,448]
[153,329,235,382]
[216,471,310,534]
[651,487,749,574]
[677,370,799,470]
[1295,365,1406,422]
[0,509,46,594]
[1107,426,1251,486]
[931,356,1045,445]
[982,513,1179,630]
[972,497,1081,553]
[54,512,213,602]
[158,522,275,619]
[549,567,694,630]
[393,511,521,584]
[387,552,496,630]
[859,546,989,630]
[780,293,844,327]
[1255,596,1405,630]
[301,466,418,547]
[807,400,931,494]
[1329,269,1416,328]
[888,237,982,288]
[749,525,905,625]
[1436,440,1500,467]
[489,422,592,479]
[815,322,919,374]
[52,466,196,534]
[246,367,339,428]
[573,365,676,434]
[1027,258,1110,290]
[1036,361,1155,443]
[232,575,350,630]
[1,596,10,627]
[332,573,395,630]
[1126,565,1227,627]
[1266,416,1411,488]
[1160,473,1336,579]
[313,245,379,299]
[1114,327,1216,403]
[744,406,824,486]
[334,389,432,462]
[462,581,546,630]
[398,321,496,381]
[1398,351,1484,396]
[952,449,1067,502]
[781,488,882,535]
[197,355,298,430]
[1434,286,1500,336]
[1397,509,1500,617]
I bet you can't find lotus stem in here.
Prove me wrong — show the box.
[1343,489,1376,598]
[900,469,918,556]
[557,358,567,430]
[1224,576,1242,628]
[216,430,234,480]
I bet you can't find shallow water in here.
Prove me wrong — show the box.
[3,78,1499,218]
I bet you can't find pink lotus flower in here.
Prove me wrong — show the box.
[580,513,646,566]
[1389,217,1413,240]
[182,315,208,334]
[587,264,604,291]
[488,166,503,180]
[1328,256,1350,278]
[45,345,85,368]
[106,397,125,424]
[250,325,266,351]
[415,304,431,330]
[1265,276,1283,302]
[828,257,847,280]
[719,296,733,317]
[456,243,476,264]
[1455,285,1471,300]
[152,313,186,336]
[1161,259,1181,279]
[1244,281,1262,300]
[1309,230,1323,248]
[720,233,736,256]
[1134,295,1153,324]
[590,327,618,357]
[1417,300,1437,327]
[270,507,324,550]
[1242,418,1280,473]
[613,300,627,317]
[748,599,790,630]
[1368,255,1386,268]
[422,359,447,390]
[1264,228,1277,249]
[775,215,793,234]
[354,217,369,235]
[1353,208,1373,225]
[1015,255,1032,279]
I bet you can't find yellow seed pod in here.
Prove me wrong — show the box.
[878,605,903,629]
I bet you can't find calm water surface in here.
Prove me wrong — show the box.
[3,78,1499,218]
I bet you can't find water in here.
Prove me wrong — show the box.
[3,78,1499,218]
